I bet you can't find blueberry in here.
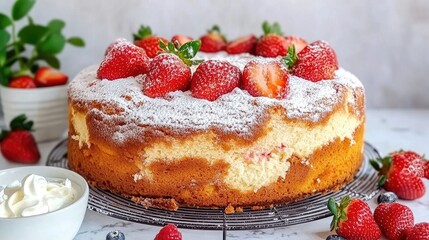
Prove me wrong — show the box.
[106,230,125,240]
[377,191,398,204]
[326,235,345,240]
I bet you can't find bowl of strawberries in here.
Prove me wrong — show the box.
[0,0,84,142]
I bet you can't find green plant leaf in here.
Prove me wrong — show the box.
[37,32,66,54]
[0,13,12,29]
[47,19,65,32]
[0,66,12,86]
[12,0,36,21]
[38,54,60,69]
[18,24,48,44]
[0,49,6,66]
[0,29,11,50]
[67,37,85,47]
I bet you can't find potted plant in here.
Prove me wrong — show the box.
[0,0,84,142]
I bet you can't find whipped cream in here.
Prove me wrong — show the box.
[0,174,77,218]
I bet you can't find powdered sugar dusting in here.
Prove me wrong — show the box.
[69,53,363,143]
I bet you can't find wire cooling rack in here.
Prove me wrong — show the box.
[47,139,381,231]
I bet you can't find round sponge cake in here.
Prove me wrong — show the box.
[68,52,365,212]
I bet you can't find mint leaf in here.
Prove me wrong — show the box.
[0,29,11,50]
[0,14,12,29]
[38,54,60,69]
[12,0,36,21]
[47,19,65,32]
[37,32,66,54]
[67,37,85,47]
[18,24,48,44]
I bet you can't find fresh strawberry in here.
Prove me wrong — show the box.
[225,34,257,54]
[191,60,241,101]
[34,67,68,87]
[8,76,36,88]
[284,36,308,53]
[143,40,202,98]
[404,222,429,240]
[199,25,227,53]
[370,150,426,200]
[255,21,288,57]
[97,40,150,80]
[328,196,381,240]
[154,224,182,240]
[374,203,414,240]
[133,25,168,58]
[171,35,192,48]
[242,59,288,99]
[104,38,128,56]
[285,40,338,82]
[0,114,40,164]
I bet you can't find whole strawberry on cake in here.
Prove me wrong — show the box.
[68,22,365,212]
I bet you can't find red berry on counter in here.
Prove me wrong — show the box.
[370,150,426,200]
[374,202,414,240]
[191,60,241,101]
[8,76,37,88]
[0,114,40,164]
[199,25,227,53]
[226,34,257,54]
[154,224,182,240]
[242,59,289,99]
[404,222,429,240]
[34,67,68,87]
[328,196,381,240]
[97,40,150,80]
[255,21,288,57]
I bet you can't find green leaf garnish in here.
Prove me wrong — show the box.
[37,32,66,54]
[47,19,65,32]
[12,0,36,21]
[0,14,13,29]
[67,37,85,47]
[18,24,48,44]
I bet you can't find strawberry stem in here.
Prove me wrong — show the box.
[262,21,283,36]
[158,40,203,67]
[327,196,350,231]
[207,25,227,42]
[284,45,298,71]
[133,25,152,41]
[0,114,34,141]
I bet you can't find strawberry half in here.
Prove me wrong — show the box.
[374,202,414,240]
[34,67,68,87]
[370,150,426,200]
[142,40,203,98]
[255,21,288,57]
[284,36,308,53]
[97,40,150,80]
[191,60,241,101]
[242,59,288,99]
[8,75,37,88]
[154,224,182,240]
[0,114,40,164]
[285,40,339,82]
[328,196,381,240]
[199,25,227,53]
[133,25,168,58]
[226,34,257,54]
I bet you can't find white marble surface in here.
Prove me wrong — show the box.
[0,109,428,240]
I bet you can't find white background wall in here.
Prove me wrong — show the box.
[2,0,428,108]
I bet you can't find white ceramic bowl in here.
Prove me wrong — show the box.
[0,85,68,142]
[0,166,89,240]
